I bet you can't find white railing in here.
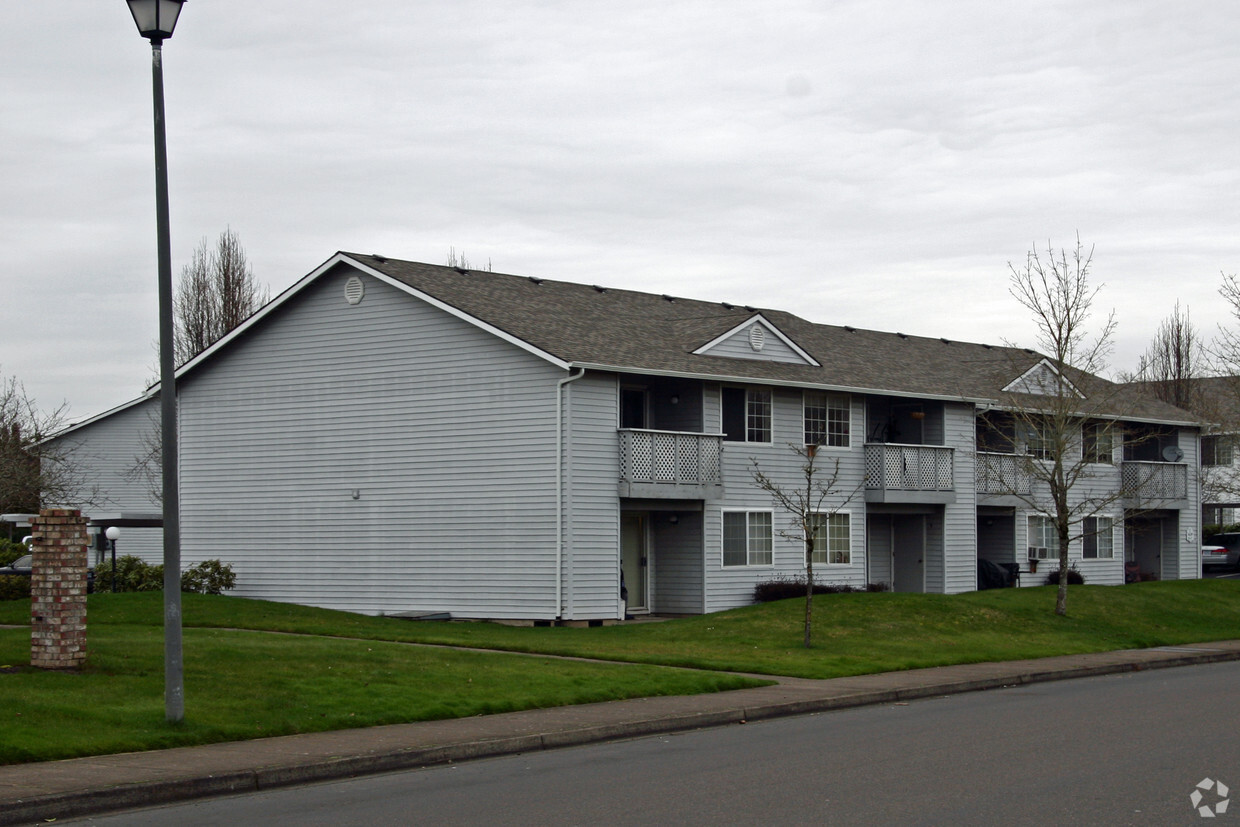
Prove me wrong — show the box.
[1121,461,1188,500]
[864,443,954,492]
[618,429,723,486]
[976,452,1033,495]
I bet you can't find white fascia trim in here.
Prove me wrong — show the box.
[176,253,572,382]
[1002,358,1083,398]
[983,402,1200,429]
[691,314,821,367]
[41,390,159,444]
[340,257,572,370]
[570,362,994,405]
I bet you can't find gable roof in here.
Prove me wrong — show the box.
[57,251,1198,437]
[340,254,1195,424]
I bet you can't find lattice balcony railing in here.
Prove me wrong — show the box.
[618,429,723,486]
[864,443,954,492]
[975,451,1033,495]
[1121,461,1188,500]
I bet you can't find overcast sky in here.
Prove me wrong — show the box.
[5,1,1239,421]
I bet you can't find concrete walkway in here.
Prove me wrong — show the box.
[3,640,1239,825]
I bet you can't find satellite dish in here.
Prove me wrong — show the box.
[1162,445,1184,462]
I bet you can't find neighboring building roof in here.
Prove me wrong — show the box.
[1125,375,1240,432]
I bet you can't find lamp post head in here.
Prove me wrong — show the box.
[105,526,121,541]
[126,0,186,43]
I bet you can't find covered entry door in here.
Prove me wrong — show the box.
[1126,516,1164,580]
[892,515,926,593]
[621,512,649,612]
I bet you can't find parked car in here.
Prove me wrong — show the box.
[0,554,95,592]
[1202,545,1234,569]
[1204,534,1240,568]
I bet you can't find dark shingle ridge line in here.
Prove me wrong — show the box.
[342,253,1196,422]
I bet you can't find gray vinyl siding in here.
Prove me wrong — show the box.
[562,373,621,619]
[941,403,978,593]
[1175,427,1200,580]
[48,398,163,564]
[652,510,704,613]
[704,386,867,612]
[701,325,809,364]
[176,266,565,618]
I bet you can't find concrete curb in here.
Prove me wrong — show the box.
[3,646,1239,825]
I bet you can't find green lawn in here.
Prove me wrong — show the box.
[1,579,1238,764]
[0,598,762,764]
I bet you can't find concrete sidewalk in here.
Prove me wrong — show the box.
[3,641,1239,825]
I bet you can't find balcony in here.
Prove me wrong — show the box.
[1121,461,1189,507]
[618,429,723,500]
[864,443,955,504]
[976,452,1034,497]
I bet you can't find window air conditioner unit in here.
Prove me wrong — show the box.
[1028,546,1047,560]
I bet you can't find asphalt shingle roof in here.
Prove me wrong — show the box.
[346,253,1196,425]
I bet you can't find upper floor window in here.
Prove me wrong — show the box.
[1203,435,1234,467]
[1082,422,1113,464]
[810,512,851,565]
[1024,420,1053,461]
[722,387,771,443]
[804,392,850,447]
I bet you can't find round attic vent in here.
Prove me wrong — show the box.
[344,276,365,305]
[749,324,766,352]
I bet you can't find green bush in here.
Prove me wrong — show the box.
[94,556,237,595]
[0,574,30,601]
[0,538,28,568]
[180,559,237,595]
[94,555,164,593]
[753,578,888,602]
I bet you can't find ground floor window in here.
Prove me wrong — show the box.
[1082,516,1114,559]
[810,513,851,564]
[723,511,773,566]
[1027,515,1058,560]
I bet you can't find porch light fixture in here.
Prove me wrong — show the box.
[126,0,187,723]
[105,526,120,593]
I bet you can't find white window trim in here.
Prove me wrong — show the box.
[1026,515,1059,560]
[806,510,854,566]
[803,391,851,450]
[723,386,774,445]
[1082,422,1114,465]
[1082,515,1116,560]
[721,509,774,568]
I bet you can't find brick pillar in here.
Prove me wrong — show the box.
[30,508,89,670]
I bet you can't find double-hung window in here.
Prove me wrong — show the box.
[1024,420,1052,460]
[1082,422,1113,464]
[1027,515,1058,560]
[722,387,772,443]
[1082,516,1114,559]
[804,392,849,447]
[810,513,851,565]
[722,511,773,567]
[1203,436,1235,467]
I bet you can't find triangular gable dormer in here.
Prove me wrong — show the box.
[692,314,820,366]
[1003,358,1083,398]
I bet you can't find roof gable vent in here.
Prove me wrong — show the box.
[749,324,766,352]
[344,276,365,305]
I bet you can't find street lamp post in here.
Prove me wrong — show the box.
[126,0,186,723]
[105,526,120,593]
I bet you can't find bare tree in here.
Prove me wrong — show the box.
[751,444,860,648]
[998,236,1126,616]
[1123,302,1202,410]
[445,247,493,272]
[0,373,96,513]
[174,229,269,365]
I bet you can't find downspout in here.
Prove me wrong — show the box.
[556,368,586,619]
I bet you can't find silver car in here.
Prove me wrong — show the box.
[1203,534,1240,568]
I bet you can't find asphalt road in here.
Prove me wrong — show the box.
[68,660,1240,826]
